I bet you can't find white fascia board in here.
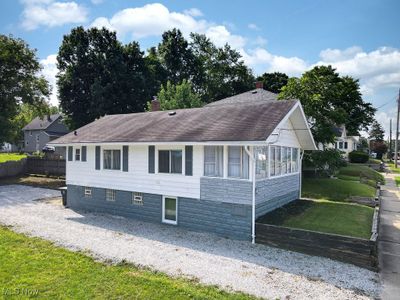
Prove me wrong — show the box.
[48,140,270,147]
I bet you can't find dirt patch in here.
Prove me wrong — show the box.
[0,175,65,190]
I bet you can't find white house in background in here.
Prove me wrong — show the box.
[50,88,316,242]
[319,125,360,158]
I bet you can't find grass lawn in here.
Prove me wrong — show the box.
[0,175,65,189]
[302,178,375,202]
[387,162,400,174]
[0,153,26,163]
[0,226,254,300]
[338,164,384,185]
[257,200,374,239]
[395,177,400,187]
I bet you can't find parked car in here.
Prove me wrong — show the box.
[42,145,55,153]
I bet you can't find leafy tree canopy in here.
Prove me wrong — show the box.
[0,34,50,143]
[279,65,376,144]
[256,72,289,93]
[147,80,203,111]
[369,120,385,141]
[57,27,149,129]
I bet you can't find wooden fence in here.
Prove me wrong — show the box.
[0,159,27,179]
[256,214,378,271]
[26,157,65,176]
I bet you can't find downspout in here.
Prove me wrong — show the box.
[299,149,304,199]
[245,146,256,244]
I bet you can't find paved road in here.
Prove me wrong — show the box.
[379,173,400,300]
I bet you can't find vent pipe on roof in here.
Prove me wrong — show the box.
[255,81,263,89]
[151,96,160,112]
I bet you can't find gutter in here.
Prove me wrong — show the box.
[244,146,256,244]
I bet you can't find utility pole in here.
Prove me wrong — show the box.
[390,119,392,159]
[395,89,400,168]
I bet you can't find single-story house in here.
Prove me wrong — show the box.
[50,88,316,241]
[23,114,69,156]
[318,125,359,158]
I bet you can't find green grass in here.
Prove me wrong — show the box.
[258,200,374,239]
[338,164,385,185]
[387,162,400,174]
[0,153,26,163]
[336,174,359,181]
[302,178,375,202]
[0,226,255,300]
[368,158,382,165]
[395,176,400,187]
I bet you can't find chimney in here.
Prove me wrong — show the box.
[151,96,160,112]
[255,81,263,89]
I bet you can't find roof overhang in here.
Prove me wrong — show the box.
[266,101,317,151]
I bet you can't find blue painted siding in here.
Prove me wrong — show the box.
[67,184,252,240]
[200,177,252,205]
[255,173,300,218]
[67,185,162,223]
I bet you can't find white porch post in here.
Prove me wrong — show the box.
[245,146,256,244]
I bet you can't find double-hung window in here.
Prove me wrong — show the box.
[103,150,121,170]
[292,148,299,172]
[158,150,182,174]
[204,146,223,177]
[228,146,249,179]
[75,148,81,161]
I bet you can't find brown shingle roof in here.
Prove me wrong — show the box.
[22,114,62,131]
[50,100,297,144]
[205,88,278,107]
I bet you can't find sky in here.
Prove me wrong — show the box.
[1,0,400,136]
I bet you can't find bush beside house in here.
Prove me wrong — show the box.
[349,151,369,163]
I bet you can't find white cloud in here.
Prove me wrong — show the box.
[248,23,260,31]
[40,54,58,105]
[316,47,400,95]
[183,8,203,17]
[253,36,267,47]
[205,25,246,48]
[375,110,396,138]
[21,0,88,30]
[91,3,209,39]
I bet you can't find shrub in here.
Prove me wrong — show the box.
[303,149,347,177]
[349,151,369,163]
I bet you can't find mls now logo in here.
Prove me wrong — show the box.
[2,288,39,296]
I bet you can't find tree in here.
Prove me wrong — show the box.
[369,120,385,141]
[147,80,203,111]
[279,65,376,144]
[189,33,255,102]
[0,35,50,143]
[256,72,289,93]
[57,26,149,129]
[371,141,388,159]
[157,29,196,85]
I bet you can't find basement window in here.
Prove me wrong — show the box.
[84,187,92,197]
[132,192,143,205]
[106,189,116,201]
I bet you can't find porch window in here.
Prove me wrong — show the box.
[103,150,121,170]
[204,146,223,177]
[255,146,268,179]
[228,146,249,179]
[269,146,281,177]
[158,150,182,174]
[344,142,348,149]
[292,148,299,172]
[281,147,288,175]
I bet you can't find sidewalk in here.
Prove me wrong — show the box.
[379,173,400,300]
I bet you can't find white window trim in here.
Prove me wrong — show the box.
[227,146,250,180]
[156,148,184,175]
[106,189,116,201]
[132,192,143,205]
[162,195,178,225]
[84,187,92,197]
[102,148,122,171]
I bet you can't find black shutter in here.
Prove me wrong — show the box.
[68,146,73,161]
[122,145,129,172]
[148,145,155,173]
[81,146,87,162]
[185,145,193,176]
[95,146,100,170]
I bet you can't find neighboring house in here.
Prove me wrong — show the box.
[50,88,316,242]
[1,142,19,152]
[319,125,359,158]
[23,114,69,156]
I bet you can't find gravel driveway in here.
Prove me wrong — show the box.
[0,185,380,299]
